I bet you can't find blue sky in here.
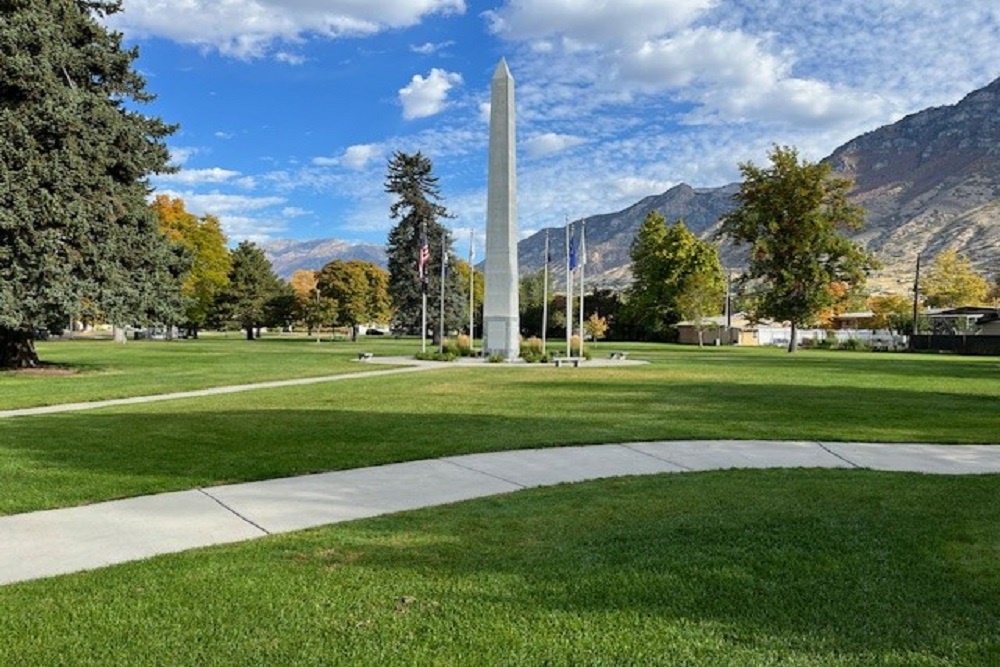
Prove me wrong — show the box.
[108,1,1000,257]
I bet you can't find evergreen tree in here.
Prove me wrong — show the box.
[216,241,282,340]
[719,146,874,352]
[384,151,462,336]
[0,0,177,367]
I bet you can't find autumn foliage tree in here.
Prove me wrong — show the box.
[719,145,875,352]
[316,260,392,341]
[922,250,990,307]
[151,195,231,336]
[289,269,337,340]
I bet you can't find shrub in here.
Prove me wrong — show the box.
[456,334,473,356]
[487,353,505,363]
[414,350,458,362]
[520,337,544,362]
[841,338,871,352]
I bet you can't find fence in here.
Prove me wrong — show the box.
[910,334,1000,356]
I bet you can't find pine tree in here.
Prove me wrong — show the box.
[0,0,178,367]
[217,241,283,340]
[384,151,462,336]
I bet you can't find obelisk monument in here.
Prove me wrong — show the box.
[483,58,520,360]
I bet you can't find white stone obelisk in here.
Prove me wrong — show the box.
[483,58,520,360]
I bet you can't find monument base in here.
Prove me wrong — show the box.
[483,316,520,360]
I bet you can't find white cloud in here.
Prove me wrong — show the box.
[157,168,244,186]
[485,0,715,45]
[411,40,455,55]
[275,51,307,66]
[113,0,466,58]
[399,68,464,119]
[167,146,200,166]
[618,27,892,128]
[341,144,382,170]
[523,132,587,158]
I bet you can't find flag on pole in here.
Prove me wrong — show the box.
[569,227,578,271]
[418,226,430,286]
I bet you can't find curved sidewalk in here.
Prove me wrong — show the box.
[2,440,998,586]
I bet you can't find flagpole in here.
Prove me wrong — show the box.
[542,229,549,355]
[565,216,573,357]
[578,218,585,355]
[420,223,428,353]
[469,229,475,352]
[439,230,446,354]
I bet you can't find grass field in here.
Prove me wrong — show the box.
[0,337,997,515]
[1,470,997,666]
[2,338,998,664]
[0,334,416,409]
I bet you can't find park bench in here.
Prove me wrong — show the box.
[609,351,629,360]
[358,352,373,361]
[554,357,582,368]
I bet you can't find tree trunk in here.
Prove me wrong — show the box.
[113,325,128,345]
[245,324,254,341]
[0,325,41,369]
[788,322,799,353]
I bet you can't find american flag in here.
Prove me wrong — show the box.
[418,229,430,282]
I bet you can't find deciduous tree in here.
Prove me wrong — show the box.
[151,195,231,336]
[316,260,392,341]
[719,145,874,352]
[0,0,178,366]
[922,250,990,307]
[625,212,724,340]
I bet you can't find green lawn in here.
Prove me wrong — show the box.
[2,470,997,666]
[0,339,997,514]
[0,334,416,410]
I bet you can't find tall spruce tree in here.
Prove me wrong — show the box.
[384,151,462,336]
[0,0,178,367]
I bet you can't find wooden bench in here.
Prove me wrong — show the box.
[609,351,629,360]
[554,357,582,368]
[358,352,373,361]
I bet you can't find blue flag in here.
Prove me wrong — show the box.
[569,231,578,271]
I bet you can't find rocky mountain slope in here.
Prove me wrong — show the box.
[262,238,385,279]
[267,75,1000,289]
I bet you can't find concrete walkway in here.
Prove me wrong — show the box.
[2,440,998,586]
[0,355,641,420]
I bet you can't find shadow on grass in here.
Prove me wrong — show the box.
[1,374,997,514]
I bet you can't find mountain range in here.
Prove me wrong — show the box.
[265,75,1000,291]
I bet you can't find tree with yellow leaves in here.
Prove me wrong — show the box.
[922,250,989,308]
[150,195,231,335]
